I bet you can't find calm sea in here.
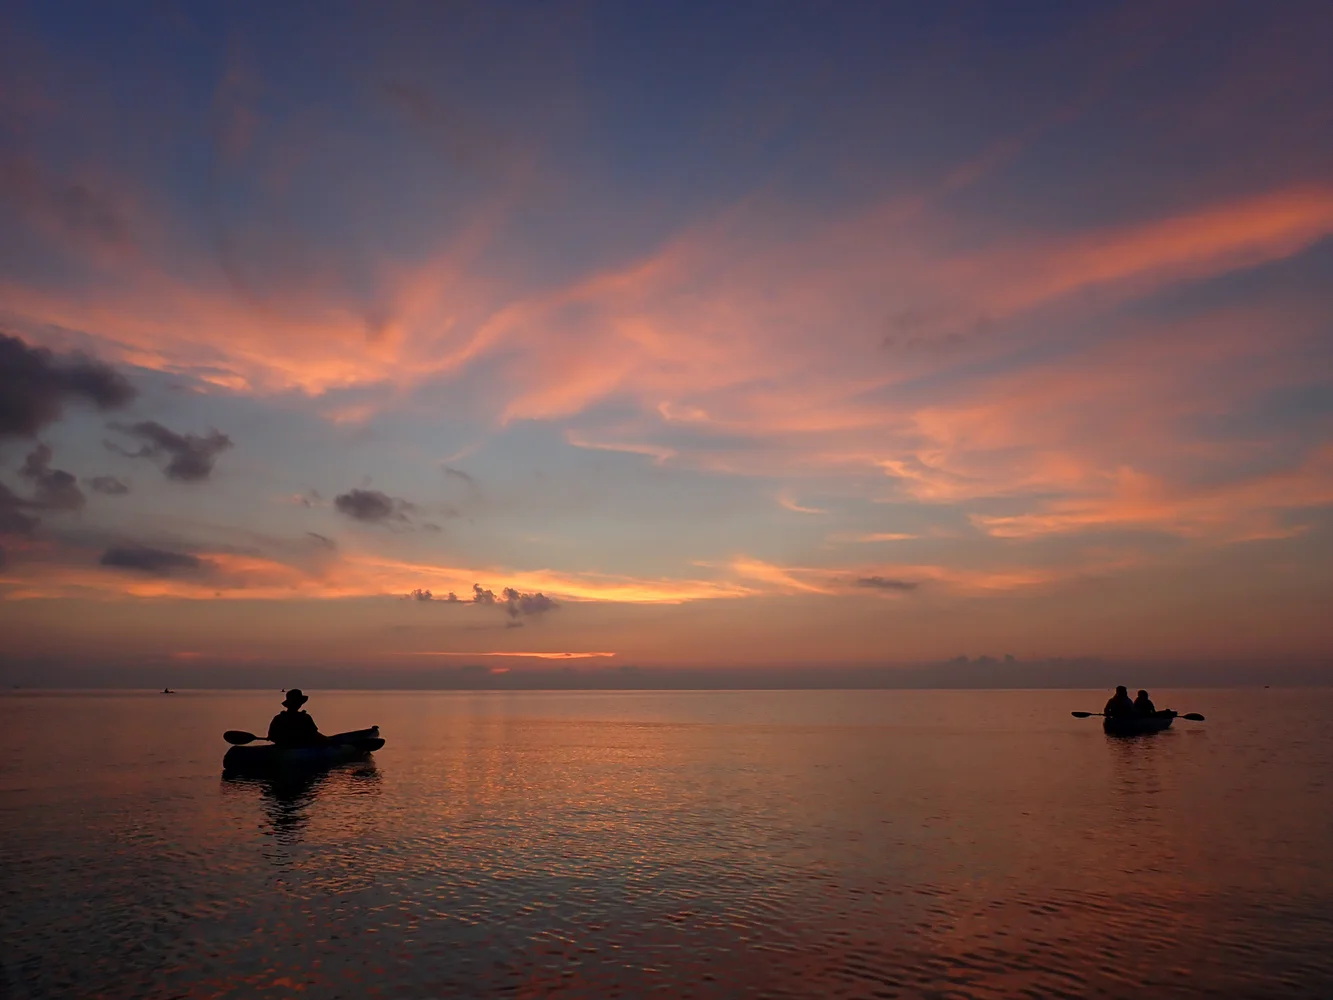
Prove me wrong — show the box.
[2,688,1331,999]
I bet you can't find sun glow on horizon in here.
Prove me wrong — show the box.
[399,651,619,660]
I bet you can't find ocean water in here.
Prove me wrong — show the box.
[2,688,1331,999]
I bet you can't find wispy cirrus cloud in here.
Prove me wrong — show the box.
[832,533,917,543]
[4,181,1328,612]
[777,492,828,515]
[725,555,1141,597]
[970,447,1333,543]
[1,2,1330,670]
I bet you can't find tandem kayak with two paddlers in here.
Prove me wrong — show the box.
[1101,711,1176,735]
[222,726,384,771]
[1070,708,1205,734]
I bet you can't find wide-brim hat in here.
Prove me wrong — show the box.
[282,688,309,708]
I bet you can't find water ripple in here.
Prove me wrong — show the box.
[2,689,1332,998]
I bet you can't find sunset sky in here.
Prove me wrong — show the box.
[1,2,1331,680]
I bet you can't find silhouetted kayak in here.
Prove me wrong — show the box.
[1103,712,1175,735]
[223,733,384,771]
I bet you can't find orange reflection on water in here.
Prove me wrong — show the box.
[2,690,1332,997]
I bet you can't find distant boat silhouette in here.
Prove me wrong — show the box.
[162,687,175,694]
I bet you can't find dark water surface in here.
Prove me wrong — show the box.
[3,689,1332,999]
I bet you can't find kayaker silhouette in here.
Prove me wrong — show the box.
[1133,689,1157,716]
[267,689,329,748]
[1104,685,1135,718]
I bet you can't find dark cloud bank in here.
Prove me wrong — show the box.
[1,445,87,543]
[335,488,414,524]
[0,331,136,439]
[107,421,232,481]
[0,334,135,543]
[0,482,39,535]
[21,444,85,511]
[98,545,205,575]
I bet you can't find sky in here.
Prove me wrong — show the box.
[1,1,1331,684]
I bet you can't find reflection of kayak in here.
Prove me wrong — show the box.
[1103,712,1175,735]
[223,729,384,771]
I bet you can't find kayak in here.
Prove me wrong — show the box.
[223,729,384,771]
[223,737,383,770]
[1103,711,1175,735]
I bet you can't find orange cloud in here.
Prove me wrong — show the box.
[564,431,675,464]
[777,492,828,514]
[0,549,345,601]
[724,556,1081,596]
[826,532,918,543]
[727,557,836,595]
[5,159,1329,595]
[2,537,1099,608]
[9,172,1330,428]
[0,544,757,604]
[972,447,1333,541]
[982,187,1333,317]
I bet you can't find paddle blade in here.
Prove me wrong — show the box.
[1070,711,1098,718]
[1181,712,1206,721]
[223,730,260,745]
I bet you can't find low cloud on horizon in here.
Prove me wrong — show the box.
[407,584,559,621]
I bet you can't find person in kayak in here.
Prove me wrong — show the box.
[267,689,329,748]
[1133,689,1157,716]
[1104,685,1135,718]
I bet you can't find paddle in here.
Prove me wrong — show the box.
[1071,711,1205,721]
[223,727,380,745]
[223,730,267,745]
